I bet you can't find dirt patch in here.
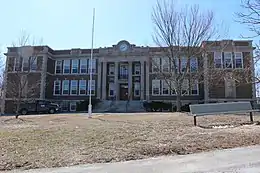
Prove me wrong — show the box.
[1,113,260,171]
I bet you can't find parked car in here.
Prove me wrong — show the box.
[19,100,60,115]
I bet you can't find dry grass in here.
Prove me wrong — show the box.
[1,112,260,171]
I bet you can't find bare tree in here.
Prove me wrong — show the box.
[237,0,260,37]
[5,31,43,118]
[151,0,218,111]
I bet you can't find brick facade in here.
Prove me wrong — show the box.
[2,40,256,113]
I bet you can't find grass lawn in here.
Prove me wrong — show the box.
[1,112,260,171]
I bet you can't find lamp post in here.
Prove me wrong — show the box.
[88,8,95,118]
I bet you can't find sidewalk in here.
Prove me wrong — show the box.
[4,145,260,173]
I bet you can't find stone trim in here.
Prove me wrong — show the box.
[40,55,48,99]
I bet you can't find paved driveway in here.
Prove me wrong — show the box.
[4,145,260,173]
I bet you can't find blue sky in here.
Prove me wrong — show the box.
[0,0,256,52]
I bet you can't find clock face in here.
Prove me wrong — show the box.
[119,43,128,52]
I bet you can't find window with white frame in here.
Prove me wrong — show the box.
[62,80,69,95]
[88,59,96,73]
[162,57,170,72]
[134,63,141,75]
[14,57,22,71]
[70,102,77,111]
[181,79,189,95]
[134,82,140,96]
[162,80,170,95]
[119,64,128,79]
[109,64,115,75]
[214,52,222,68]
[190,57,198,72]
[22,56,30,71]
[63,60,71,74]
[80,59,87,73]
[30,56,37,71]
[181,57,187,72]
[72,59,79,74]
[70,80,78,95]
[55,60,62,74]
[109,83,115,96]
[79,80,87,95]
[53,80,61,95]
[234,52,243,68]
[152,57,160,72]
[88,80,95,96]
[171,58,179,72]
[224,52,233,68]
[171,81,176,95]
[190,80,199,95]
[152,79,160,95]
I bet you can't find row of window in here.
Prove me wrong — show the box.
[214,52,243,69]
[152,79,199,96]
[53,80,96,96]
[13,56,38,72]
[108,63,141,76]
[152,57,198,73]
[55,59,97,74]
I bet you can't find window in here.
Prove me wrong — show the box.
[63,60,71,74]
[171,58,179,72]
[88,59,96,73]
[30,56,37,71]
[190,57,198,72]
[182,79,189,95]
[55,60,62,74]
[214,52,222,68]
[22,56,30,71]
[14,57,22,71]
[62,80,69,95]
[88,80,95,96]
[109,83,115,96]
[224,52,233,68]
[152,57,160,72]
[134,64,141,75]
[61,101,69,111]
[119,64,128,79]
[161,58,170,72]
[109,64,115,75]
[152,80,160,95]
[70,80,78,95]
[53,80,61,95]
[191,80,199,95]
[70,102,77,112]
[225,75,235,98]
[162,80,170,95]
[134,82,140,96]
[181,57,187,72]
[234,52,243,68]
[72,59,79,74]
[171,81,176,95]
[79,80,87,95]
[80,59,87,73]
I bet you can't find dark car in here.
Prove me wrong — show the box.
[19,100,60,115]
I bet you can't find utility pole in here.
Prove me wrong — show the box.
[88,8,95,118]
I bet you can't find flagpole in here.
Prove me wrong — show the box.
[88,8,95,118]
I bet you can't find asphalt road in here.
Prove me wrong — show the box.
[4,145,260,173]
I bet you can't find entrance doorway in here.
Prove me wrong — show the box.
[120,84,129,100]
